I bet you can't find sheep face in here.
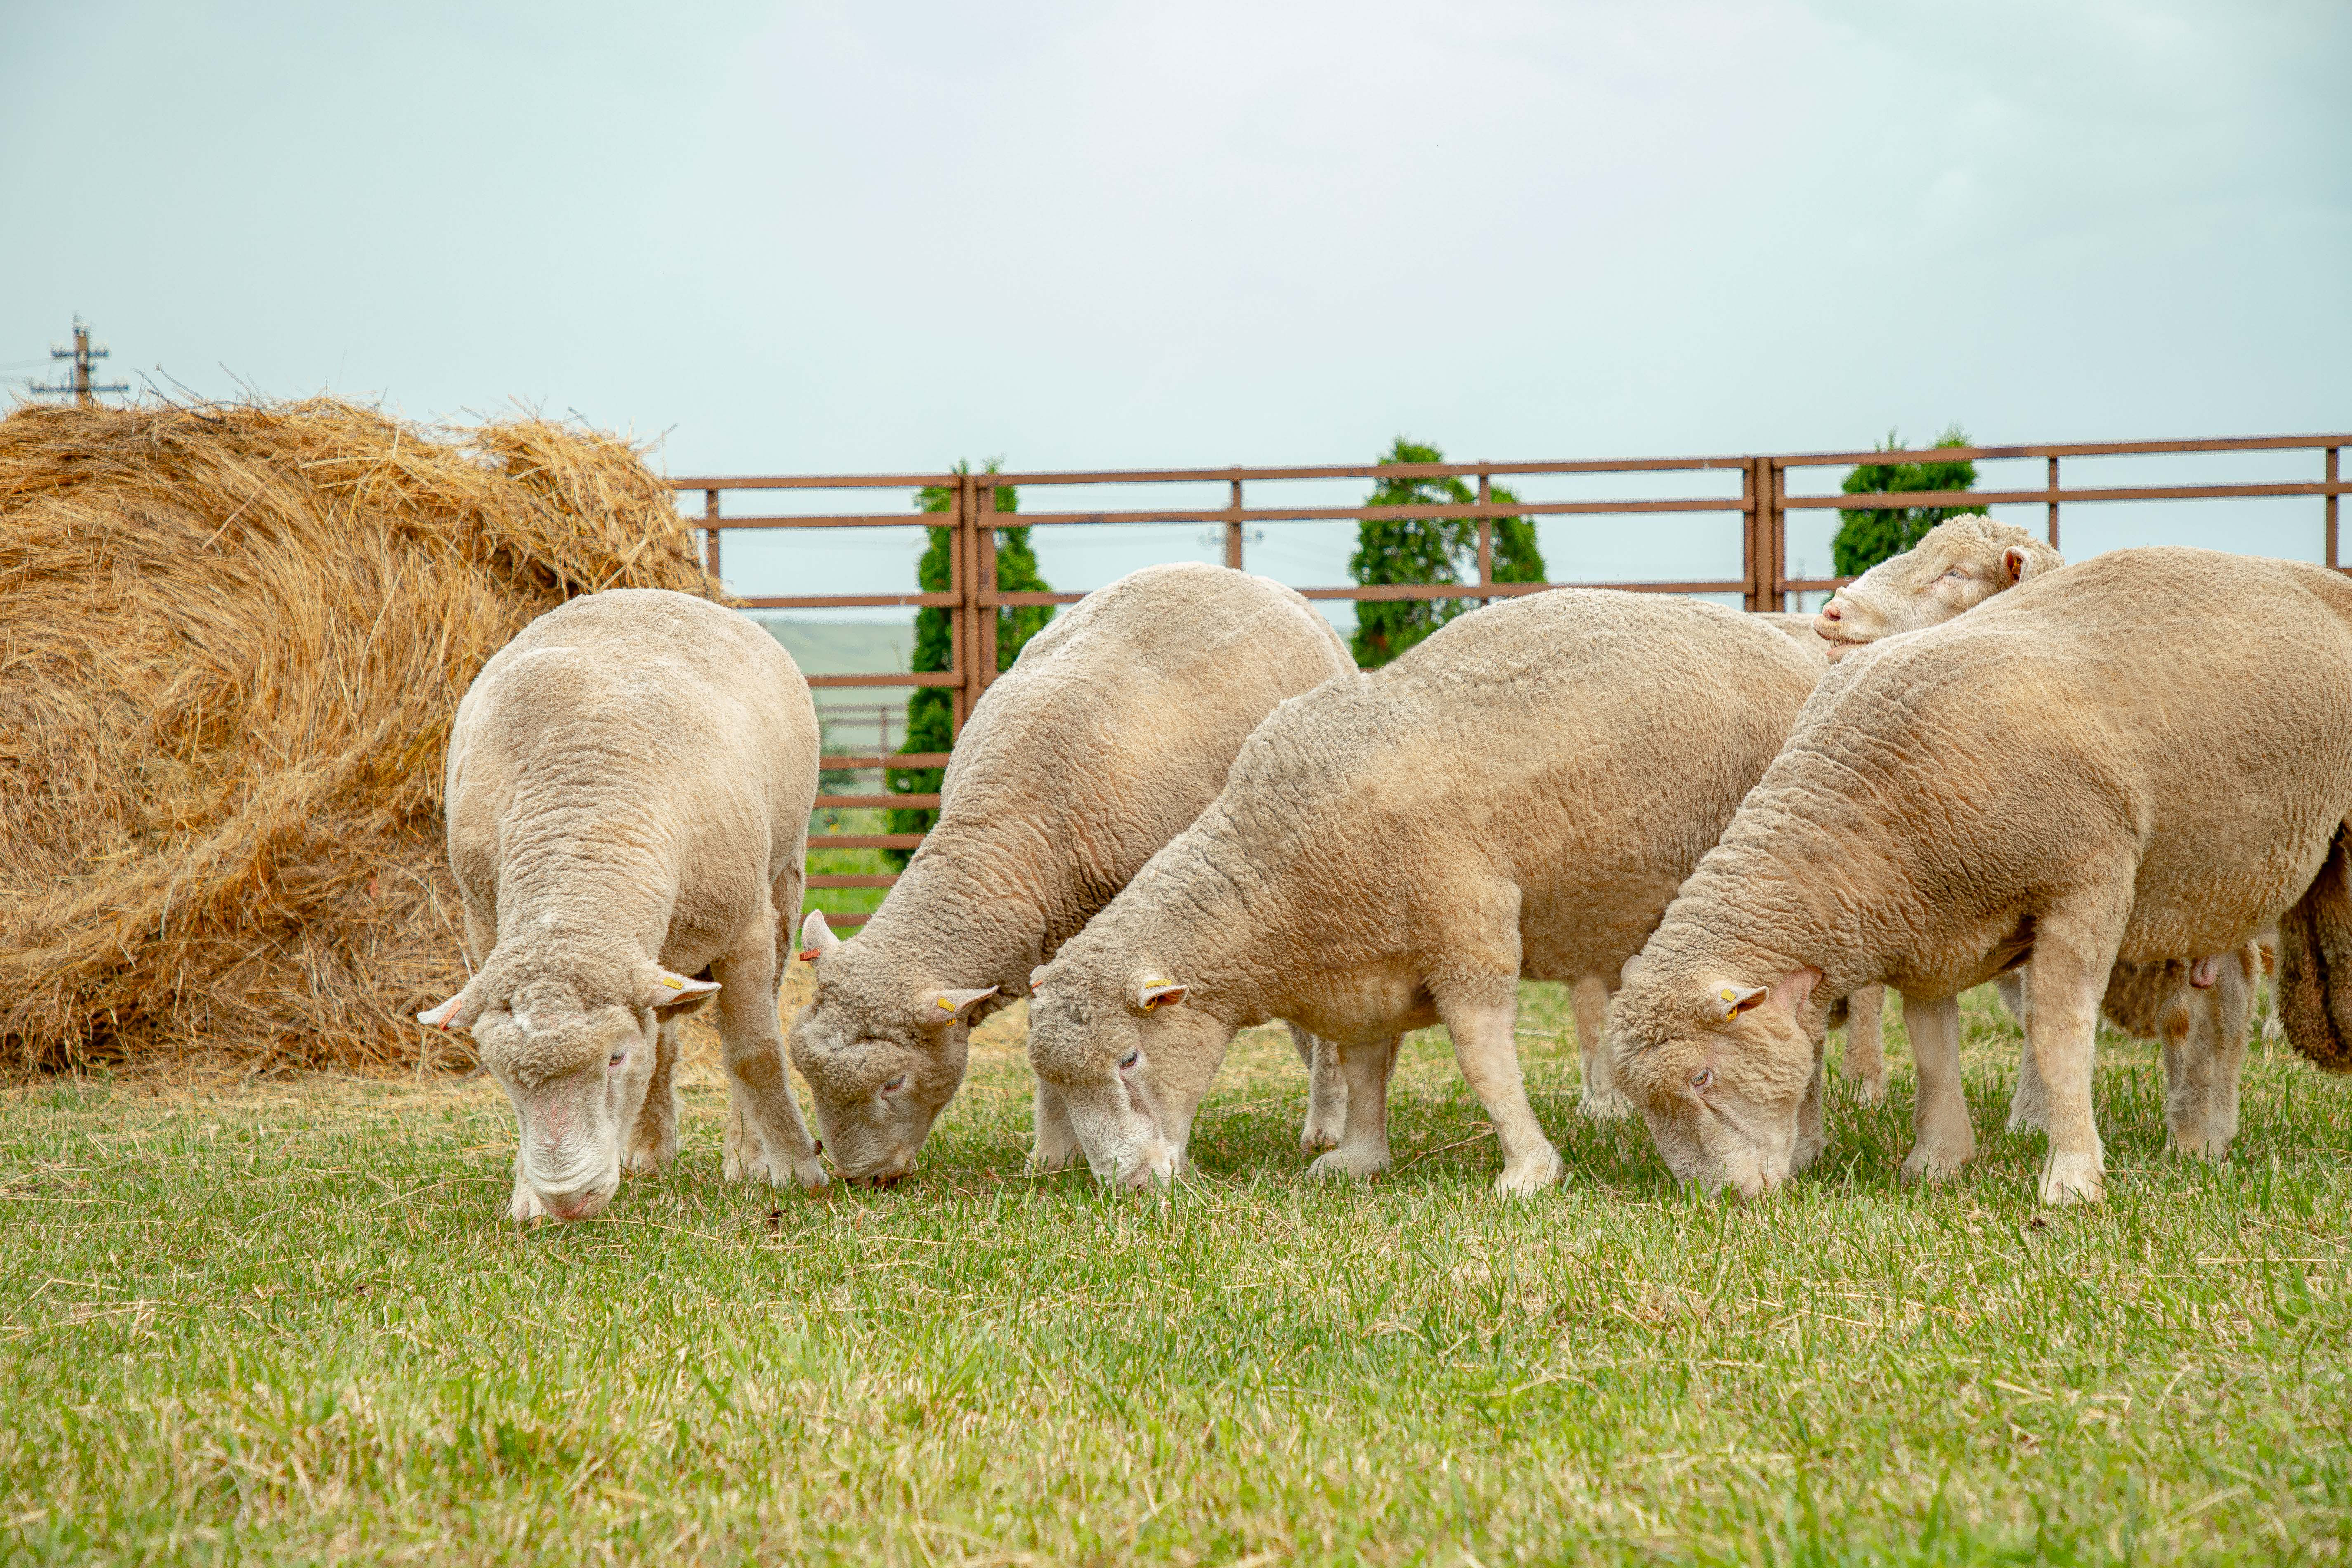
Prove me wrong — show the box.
[1608,968,1822,1200]
[788,983,997,1186]
[1025,972,1231,1190]
[1815,516,2059,659]
[476,993,657,1223]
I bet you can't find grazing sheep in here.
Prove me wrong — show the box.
[418,588,825,1221]
[788,564,1356,1185]
[1822,515,2257,1158]
[1024,590,1824,1194]
[1606,548,2352,1205]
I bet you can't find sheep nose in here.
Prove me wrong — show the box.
[541,1187,602,1221]
[1821,601,1842,621]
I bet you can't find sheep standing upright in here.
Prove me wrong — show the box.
[1024,590,1824,1194]
[420,588,825,1221]
[1606,549,2352,1205]
[789,564,1356,1185]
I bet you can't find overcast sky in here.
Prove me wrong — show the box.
[4,0,2345,615]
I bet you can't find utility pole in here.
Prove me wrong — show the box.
[31,316,129,405]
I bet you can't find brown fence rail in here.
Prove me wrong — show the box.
[675,434,2349,927]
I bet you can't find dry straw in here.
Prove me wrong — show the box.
[0,397,716,1074]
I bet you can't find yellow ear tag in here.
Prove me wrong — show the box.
[936,997,955,1011]
[661,977,684,991]
[1720,989,1737,1004]
[1141,978,1172,1011]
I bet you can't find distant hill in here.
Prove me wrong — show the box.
[749,614,914,681]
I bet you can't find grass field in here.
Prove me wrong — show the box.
[4,981,2348,1565]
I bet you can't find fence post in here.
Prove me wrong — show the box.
[949,471,972,737]
[2047,456,2060,549]
[1226,470,1245,569]
[1741,460,1762,612]
[975,478,1001,699]
[2328,446,2340,571]
[1764,457,1785,612]
[703,488,721,582]
[1476,469,1493,607]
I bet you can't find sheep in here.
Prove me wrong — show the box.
[1023,589,1825,1194]
[417,588,826,1221]
[1818,515,2257,1158]
[1603,547,2352,1205]
[1813,513,2063,659]
[787,564,1357,1185]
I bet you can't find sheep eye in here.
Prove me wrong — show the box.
[882,1073,908,1094]
[1118,1050,1141,1071]
[1689,1067,1713,1092]
[608,1051,628,1069]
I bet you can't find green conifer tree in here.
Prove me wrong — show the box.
[883,460,1053,865]
[1348,437,1542,667]
[1831,426,1986,576]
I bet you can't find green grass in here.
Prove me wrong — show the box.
[4,985,2349,1564]
[807,807,893,923]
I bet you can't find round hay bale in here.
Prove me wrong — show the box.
[0,398,716,1074]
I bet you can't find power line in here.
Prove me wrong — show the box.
[28,316,129,404]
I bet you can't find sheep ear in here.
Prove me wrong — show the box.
[1712,984,1769,1021]
[2003,546,2031,583]
[799,910,842,963]
[648,969,720,1011]
[923,985,998,1024]
[417,989,479,1032]
[1136,976,1188,1012]
[1774,966,1823,1012]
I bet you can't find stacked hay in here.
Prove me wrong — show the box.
[0,399,716,1074]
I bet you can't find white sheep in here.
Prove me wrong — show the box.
[1023,589,1824,1194]
[1606,548,2352,1205]
[418,588,825,1221]
[789,564,1357,1184]
[1819,515,2258,1160]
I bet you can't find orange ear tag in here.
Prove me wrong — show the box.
[798,948,821,963]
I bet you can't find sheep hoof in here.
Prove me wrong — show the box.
[2169,1125,2233,1162]
[2038,1150,2106,1206]
[1899,1145,1970,1185]
[1306,1148,1389,1183]
[508,1182,547,1223]
[1030,1141,1085,1172]
[1493,1146,1564,1197]
[1298,1117,1345,1152]
[791,1158,830,1193]
[1577,1089,1634,1122]
[621,1136,674,1178]
[1853,1074,1888,1108]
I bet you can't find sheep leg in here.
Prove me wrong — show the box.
[508,1147,547,1223]
[1437,995,1564,1197]
[1291,1023,1348,1150]
[2024,907,2121,1206]
[711,927,828,1193]
[1899,991,1975,1184]
[622,1015,681,1176]
[1841,985,1888,1107]
[1571,976,1632,1121]
[1030,1079,1083,1171]
[2001,970,2049,1133]
[1307,1034,1400,1183]
[2166,956,2250,1160]
[1793,1051,1828,1173]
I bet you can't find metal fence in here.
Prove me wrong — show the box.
[673,434,2349,925]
